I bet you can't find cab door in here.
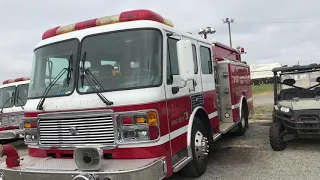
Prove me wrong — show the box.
[164,34,202,157]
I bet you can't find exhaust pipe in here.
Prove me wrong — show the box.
[0,144,20,168]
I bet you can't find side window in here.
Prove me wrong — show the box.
[192,44,198,74]
[200,46,213,74]
[167,38,179,75]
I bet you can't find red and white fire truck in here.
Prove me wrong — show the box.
[0,77,29,141]
[0,9,253,180]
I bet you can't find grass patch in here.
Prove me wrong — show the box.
[249,106,273,120]
[253,106,273,114]
[252,84,273,95]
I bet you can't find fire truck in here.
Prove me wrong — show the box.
[0,9,253,180]
[0,77,29,141]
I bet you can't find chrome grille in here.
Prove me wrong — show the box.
[38,111,115,145]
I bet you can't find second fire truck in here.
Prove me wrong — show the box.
[0,77,29,141]
[0,9,253,180]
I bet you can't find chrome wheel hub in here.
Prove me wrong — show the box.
[194,131,209,162]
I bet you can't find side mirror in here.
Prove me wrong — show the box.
[176,40,195,82]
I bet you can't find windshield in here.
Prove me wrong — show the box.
[15,84,29,106]
[0,86,15,108]
[280,71,320,89]
[78,29,162,93]
[29,39,79,98]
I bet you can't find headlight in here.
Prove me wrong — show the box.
[24,130,38,144]
[1,116,8,127]
[280,107,290,113]
[23,118,38,145]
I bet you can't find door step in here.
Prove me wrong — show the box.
[212,133,221,142]
[220,122,237,134]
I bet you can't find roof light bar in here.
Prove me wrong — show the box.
[3,77,30,85]
[42,9,174,40]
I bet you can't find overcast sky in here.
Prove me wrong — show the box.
[0,0,319,82]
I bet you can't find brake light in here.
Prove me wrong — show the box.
[3,77,30,85]
[42,9,174,40]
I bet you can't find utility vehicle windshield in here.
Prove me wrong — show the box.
[281,71,320,90]
[278,70,320,100]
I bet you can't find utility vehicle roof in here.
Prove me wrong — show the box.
[272,63,320,73]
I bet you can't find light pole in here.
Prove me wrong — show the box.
[223,18,234,47]
[198,27,216,39]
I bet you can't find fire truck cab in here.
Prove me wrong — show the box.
[0,77,29,140]
[0,10,252,180]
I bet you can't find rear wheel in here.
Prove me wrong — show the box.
[269,123,286,151]
[180,118,209,178]
[234,108,247,136]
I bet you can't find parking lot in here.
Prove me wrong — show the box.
[1,93,320,180]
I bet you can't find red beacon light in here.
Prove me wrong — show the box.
[2,77,30,85]
[236,46,246,54]
[42,9,174,40]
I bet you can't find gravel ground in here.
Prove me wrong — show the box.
[168,119,320,180]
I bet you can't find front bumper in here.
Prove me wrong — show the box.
[275,111,320,137]
[0,129,24,140]
[0,155,167,180]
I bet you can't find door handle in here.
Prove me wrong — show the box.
[193,80,197,87]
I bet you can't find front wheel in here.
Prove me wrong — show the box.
[180,118,209,178]
[269,123,286,151]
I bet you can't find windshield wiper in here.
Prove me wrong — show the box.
[16,94,25,110]
[60,51,73,94]
[1,96,13,113]
[80,51,113,106]
[36,68,68,110]
[37,52,74,110]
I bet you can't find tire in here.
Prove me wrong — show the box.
[234,108,247,136]
[180,118,208,178]
[269,123,286,151]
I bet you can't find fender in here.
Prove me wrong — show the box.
[186,106,208,157]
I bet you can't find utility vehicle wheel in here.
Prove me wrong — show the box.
[180,118,209,178]
[234,108,247,136]
[269,123,286,151]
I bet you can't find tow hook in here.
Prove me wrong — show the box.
[0,144,20,168]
